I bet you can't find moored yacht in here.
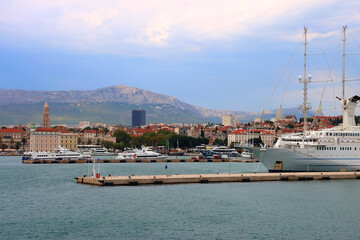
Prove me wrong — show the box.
[90,147,113,156]
[200,146,240,158]
[22,147,85,161]
[116,146,168,160]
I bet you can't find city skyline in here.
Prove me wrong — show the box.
[1,1,360,115]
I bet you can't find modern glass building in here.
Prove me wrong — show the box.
[132,109,146,127]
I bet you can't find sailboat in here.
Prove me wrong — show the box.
[247,26,360,172]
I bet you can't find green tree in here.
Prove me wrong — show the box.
[15,142,21,151]
[102,140,114,149]
[96,138,101,145]
[113,130,131,146]
[286,123,295,129]
[113,142,125,150]
[21,138,27,151]
[87,139,92,145]
[81,127,91,132]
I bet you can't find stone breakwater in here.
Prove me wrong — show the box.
[76,171,360,186]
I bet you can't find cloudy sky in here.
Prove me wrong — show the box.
[1,0,360,115]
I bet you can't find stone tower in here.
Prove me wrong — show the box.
[42,102,50,128]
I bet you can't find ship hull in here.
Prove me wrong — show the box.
[248,147,360,172]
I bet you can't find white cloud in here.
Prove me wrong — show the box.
[0,0,359,54]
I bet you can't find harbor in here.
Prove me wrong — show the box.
[76,171,360,186]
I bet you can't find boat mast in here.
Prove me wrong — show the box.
[342,25,347,100]
[303,27,309,132]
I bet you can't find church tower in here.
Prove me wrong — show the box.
[43,102,50,128]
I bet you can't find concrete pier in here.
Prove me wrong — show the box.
[23,158,258,164]
[76,171,360,186]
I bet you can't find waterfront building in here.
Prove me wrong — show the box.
[42,102,50,128]
[60,131,79,151]
[30,126,60,152]
[132,109,146,127]
[0,128,25,148]
[228,129,275,147]
[83,130,97,144]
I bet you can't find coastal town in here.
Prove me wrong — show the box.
[0,101,344,154]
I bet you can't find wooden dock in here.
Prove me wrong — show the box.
[76,171,360,186]
[22,158,258,164]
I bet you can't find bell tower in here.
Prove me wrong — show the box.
[42,102,50,128]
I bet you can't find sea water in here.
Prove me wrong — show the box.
[1,156,360,239]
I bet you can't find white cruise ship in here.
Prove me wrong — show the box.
[22,147,85,161]
[247,26,360,172]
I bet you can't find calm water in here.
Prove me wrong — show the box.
[1,157,360,239]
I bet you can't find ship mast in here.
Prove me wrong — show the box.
[303,27,308,132]
[342,25,347,101]
[300,27,311,133]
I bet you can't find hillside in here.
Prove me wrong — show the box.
[0,85,307,125]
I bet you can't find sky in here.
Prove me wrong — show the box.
[1,0,360,115]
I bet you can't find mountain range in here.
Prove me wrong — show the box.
[0,85,306,125]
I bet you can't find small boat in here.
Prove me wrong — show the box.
[116,146,168,160]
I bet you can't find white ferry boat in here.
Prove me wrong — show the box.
[116,146,167,160]
[246,26,360,172]
[90,147,113,156]
[22,147,85,161]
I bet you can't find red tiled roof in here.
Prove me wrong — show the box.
[84,130,97,133]
[134,129,156,133]
[36,128,59,132]
[0,128,24,133]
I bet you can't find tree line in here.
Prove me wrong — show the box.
[105,129,209,150]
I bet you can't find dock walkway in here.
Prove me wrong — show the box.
[76,172,360,186]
